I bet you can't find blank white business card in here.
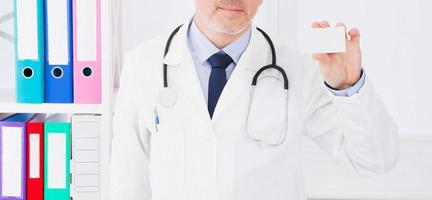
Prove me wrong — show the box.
[299,26,346,54]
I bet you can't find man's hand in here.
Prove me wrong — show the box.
[311,20,362,90]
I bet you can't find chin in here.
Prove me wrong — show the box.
[209,17,250,35]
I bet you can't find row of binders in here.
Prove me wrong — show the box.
[0,113,102,200]
[14,0,101,104]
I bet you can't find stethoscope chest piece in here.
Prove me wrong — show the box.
[157,87,177,108]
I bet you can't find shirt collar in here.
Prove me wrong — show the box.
[187,18,252,66]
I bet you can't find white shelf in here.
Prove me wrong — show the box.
[0,90,103,114]
[0,102,103,114]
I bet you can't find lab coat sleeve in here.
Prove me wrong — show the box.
[110,58,152,199]
[301,57,400,177]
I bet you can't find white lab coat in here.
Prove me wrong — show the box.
[110,23,399,200]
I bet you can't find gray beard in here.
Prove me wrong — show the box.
[204,15,250,36]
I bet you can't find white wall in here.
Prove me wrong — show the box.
[294,0,432,140]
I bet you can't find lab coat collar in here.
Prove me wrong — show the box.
[241,23,273,71]
[162,19,213,130]
[162,20,190,66]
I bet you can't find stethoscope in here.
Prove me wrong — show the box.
[157,25,289,147]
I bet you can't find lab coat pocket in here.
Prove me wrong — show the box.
[149,106,186,199]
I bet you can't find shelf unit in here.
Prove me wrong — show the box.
[0,0,114,199]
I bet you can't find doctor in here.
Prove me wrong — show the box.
[110,0,399,199]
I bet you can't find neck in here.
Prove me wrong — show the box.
[195,17,250,49]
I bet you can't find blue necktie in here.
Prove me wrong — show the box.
[207,51,233,118]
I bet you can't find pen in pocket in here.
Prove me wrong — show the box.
[154,107,159,132]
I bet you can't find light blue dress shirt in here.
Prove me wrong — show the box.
[186,19,366,103]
